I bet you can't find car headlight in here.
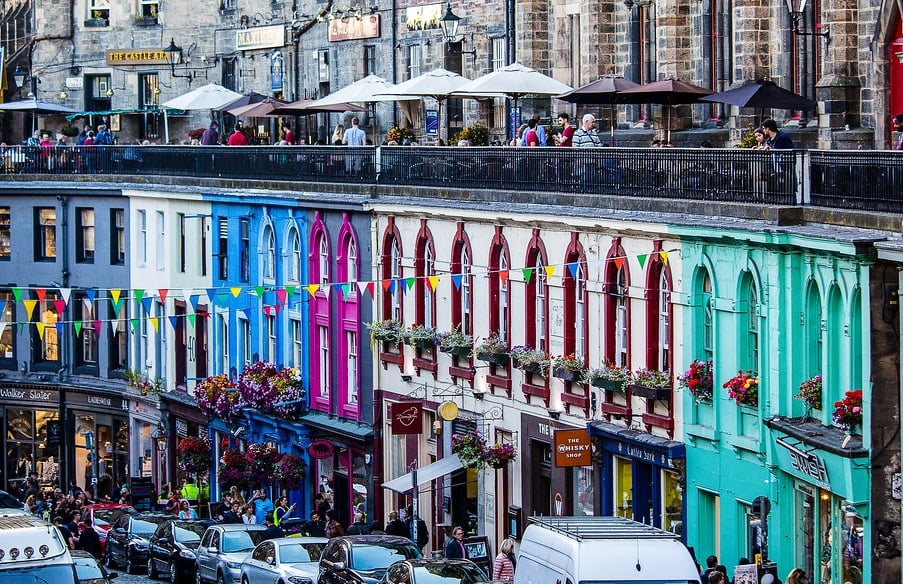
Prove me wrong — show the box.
[288,577,313,584]
[227,561,242,569]
[179,550,197,560]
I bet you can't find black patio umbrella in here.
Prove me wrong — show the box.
[618,78,713,141]
[216,91,273,112]
[556,77,640,145]
[699,79,816,111]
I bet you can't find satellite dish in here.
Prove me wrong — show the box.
[438,401,459,421]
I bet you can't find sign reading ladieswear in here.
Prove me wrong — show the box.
[328,15,380,42]
[236,25,286,51]
[554,428,592,467]
[390,401,423,434]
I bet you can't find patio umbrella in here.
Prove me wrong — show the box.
[699,79,815,111]
[375,68,477,140]
[308,75,418,142]
[556,76,640,145]
[217,91,273,112]
[453,62,573,111]
[160,83,243,111]
[226,97,288,117]
[273,99,366,115]
[0,99,79,114]
[618,78,712,141]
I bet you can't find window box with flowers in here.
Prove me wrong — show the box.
[436,326,474,358]
[366,319,405,344]
[405,324,438,349]
[724,370,759,407]
[678,360,714,402]
[451,431,487,469]
[552,354,586,382]
[629,368,672,401]
[476,332,509,366]
[584,363,630,392]
[483,442,517,469]
[194,374,241,424]
[833,389,863,434]
[796,375,822,414]
[238,362,306,420]
[510,345,550,377]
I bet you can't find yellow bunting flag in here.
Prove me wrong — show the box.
[544,265,556,279]
[305,284,320,297]
[230,287,242,298]
[150,317,159,332]
[660,250,669,265]
[110,289,121,304]
[36,322,45,340]
[428,276,440,291]
[23,299,37,321]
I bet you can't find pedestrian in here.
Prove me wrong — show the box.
[492,538,516,581]
[94,124,113,146]
[573,114,602,148]
[302,511,326,536]
[343,117,366,146]
[222,502,242,524]
[201,121,220,145]
[346,512,370,535]
[250,489,273,524]
[76,516,102,559]
[313,492,331,519]
[404,505,429,551]
[385,510,407,536]
[178,499,197,519]
[701,555,718,582]
[554,113,574,147]
[261,512,285,540]
[227,122,249,146]
[325,509,345,537]
[785,568,806,584]
[332,124,345,145]
[707,571,725,584]
[230,486,246,507]
[444,526,467,559]
[241,505,256,525]
[761,118,794,150]
[753,128,767,150]
[274,496,295,526]
[893,114,903,149]
[522,119,540,147]
[283,123,295,145]
[531,113,547,146]
[369,520,386,535]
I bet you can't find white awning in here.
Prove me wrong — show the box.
[381,454,464,493]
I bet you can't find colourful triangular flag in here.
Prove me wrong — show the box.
[36,322,45,340]
[55,322,63,338]
[499,270,509,283]
[74,321,83,337]
[285,285,296,299]
[398,279,408,293]
[150,317,159,332]
[614,257,625,270]
[168,316,178,330]
[141,297,153,315]
[35,288,46,302]
[406,277,416,290]
[11,288,23,304]
[59,288,71,304]
[187,313,196,327]
[93,319,101,333]
[637,254,648,269]
[660,250,669,265]
[110,320,118,334]
[451,274,463,290]
[428,276,440,291]
[85,289,96,303]
[158,289,169,303]
[544,265,556,279]
[23,299,37,321]
[111,297,125,317]
[522,268,533,284]
[130,319,140,333]
[305,284,320,297]
[388,280,396,295]
[54,299,66,317]
[230,287,242,298]
[567,263,579,278]
[253,286,265,298]
[134,289,145,304]
[110,289,122,304]
[275,289,287,305]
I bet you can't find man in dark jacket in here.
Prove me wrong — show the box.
[404,505,429,551]
[346,513,370,535]
[222,502,242,524]
[301,511,326,536]
[201,122,220,145]
[261,512,285,540]
[77,517,102,559]
[385,511,407,537]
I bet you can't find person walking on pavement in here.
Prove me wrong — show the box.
[201,121,220,145]
[444,526,467,559]
[492,538,516,581]
[261,512,285,540]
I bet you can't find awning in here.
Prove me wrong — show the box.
[65,108,185,121]
[382,454,463,493]
[298,410,374,441]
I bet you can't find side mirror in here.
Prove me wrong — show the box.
[114,527,127,534]
[266,556,276,566]
[108,572,119,579]
[208,546,218,554]
[158,537,170,545]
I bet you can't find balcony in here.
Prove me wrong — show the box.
[2,146,902,227]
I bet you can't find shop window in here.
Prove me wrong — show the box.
[239,218,249,283]
[0,289,14,365]
[137,210,147,267]
[662,470,682,534]
[76,207,95,263]
[613,457,633,519]
[7,409,61,486]
[572,466,594,516]
[110,209,125,265]
[0,206,9,260]
[840,505,864,582]
[34,207,56,261]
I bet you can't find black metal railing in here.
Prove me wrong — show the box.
[2,144,899,213]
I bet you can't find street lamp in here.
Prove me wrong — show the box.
[12,66,38,99]
[439,2,476,62]
[152,422,168,453]
[785,0,830,43]
[163,38,195,83]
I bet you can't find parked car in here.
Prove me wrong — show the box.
[148,517,216,583]
[240,536,327,584]
[318,536,422,584]
[71,549,119,584]
[382,559,489,584]
[104,512,170,574]
[196,523,267,584]
[81,503,136,558]
[0,489,27,511]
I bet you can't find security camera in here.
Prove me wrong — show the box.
[231,427,245,438]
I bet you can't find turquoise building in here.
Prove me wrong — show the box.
[676,224,892,583]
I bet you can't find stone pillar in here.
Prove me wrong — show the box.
[817,0,861,146]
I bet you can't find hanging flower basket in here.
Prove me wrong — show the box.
[510,345,550,377]
[451,431,487,469]
[832,389,863,433]
[482,442,517,469]
[405,324,438,348]
[238,362,306,420]
[724,370,759,407]
[796,375,822,411]
[177,436,213,475]
[678,360,714,401]
[475,332,509,365]
[365,319,405,344]
[246,443,280,485]
[218,448,252,488]
[436,326,474,356]
[629,368,671,400]
[584,363,631,391]
[477,351,510,366]
[194,374,241,423]
[274,453,307,490]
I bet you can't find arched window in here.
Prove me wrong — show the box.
[488,229,511,345]
[525,234,549,352]
[415,225,436,329]
[287,228,301,283]
[337,218,360,418]
[450,226,473,337]
[645,249,672,371]
[381,226,404,321]
[603,240,630,368]
[319,236,329,286]
[740,273,759,372]
[702,270,714,362]
[805,281,823,379]
[262,225,276,280]
[562,237,588,360]
[308,216,331,410]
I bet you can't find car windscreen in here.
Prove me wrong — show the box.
[73,558,105,580]
[0,564,78,584]
[94,508,134,525]
[174,522,207,546]
[351,543,422,571]
[411,564,489,584]
[0,491,22,509]
[222,530,266,553]
[280,542,325,564]
[132,517,165,537]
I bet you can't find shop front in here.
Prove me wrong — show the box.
[159,390,208,497]
[587,420,685,537]
[68,390,129,500]
[1,384,63,491]
[765,417,871,584]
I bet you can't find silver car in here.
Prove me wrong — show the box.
[240,537,327,584]
[196,524,267,584]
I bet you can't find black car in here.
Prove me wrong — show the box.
[71,549,119,584]
[148,518,216,583]
[318,536,422,584]
[381,559,489,584]
[105,513,170,574]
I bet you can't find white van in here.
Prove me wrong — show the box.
[515,516,701,584]
[0,511,76,583]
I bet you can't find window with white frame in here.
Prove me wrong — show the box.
[346,237,358,284]
[137,210,147,267]
[220,314,230,374]
[702,271,713,362]
[266,314,276,362]
[746,280,759,371]
[319,236,329,286]
[499,254,509,342]
[263,226,276,280]
[87,0,110,22]
[615,265,628,367]
[155,210,165,270]
[575,262,586,357]
[491,37,505,71]
[461,247,472,336]
[318,325,329,397]
[140,301,149,364]
[347,331,358,405]
[408,44,422,79]
[241,318,251,366]
[423,245,434,328]
[76,208,95,263]
[536,255,547,351]
[289,229,301,283]
[138,0,158,18]
[390,238,402,321]
[291,319,302,368]
[658,270,670,368]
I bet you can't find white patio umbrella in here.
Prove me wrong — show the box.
[309,74,418,142]
[160,83,243,143]
[375,68,477,141]
[453,62,573,111]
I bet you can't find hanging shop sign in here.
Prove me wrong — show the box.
[390,401,423,435]
[554,428,592,467]
[271,52,284,93]
[106,49,169,65]
[308,439,335,459]
[328,15,380,42]
[776,437,830,487]
[405,3,443,31]
[236,25,286,51]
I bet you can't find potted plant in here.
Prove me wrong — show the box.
[365,318,405,344]
[177,436,212,476]
[451,431,487,469]
[405,324,438,349]
[246,443,280,485]
[629,368,672,400]
[133,11,158,25]
[387,126,416,144]
[274,453,306,490]
[194,374,242,423]
[482,442,517,469]
[678,359,714,402]
[218,448,251,489]
[724,370,759,407]
[552,354,586,382]
[584,362,631,391]
[510,345,550,377]
[238,362,306,419]
[832,389,863,433]
[84,10,109,26]
[436,326,474,357]
[796,374,822,412]
[475,332,509,366]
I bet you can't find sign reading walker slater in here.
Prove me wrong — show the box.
[106,49,171,66]
[0,387,59,404]
[236,25,286,51]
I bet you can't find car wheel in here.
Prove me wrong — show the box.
[148,556,158,579]
[125,551,136,574]
[169,560,178,584]
[217,571,227,584]
[105,549,116,569]
[196,569,203,584]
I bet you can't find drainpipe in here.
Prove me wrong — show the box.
[392,0,398,128]
[57,195,70,493]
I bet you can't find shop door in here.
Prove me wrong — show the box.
[531,440,551,516]
[795,487,815,578]
[333,471,350,525]
[175,302,187,389]
[196,305,208,380]
[633,462,653,525]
